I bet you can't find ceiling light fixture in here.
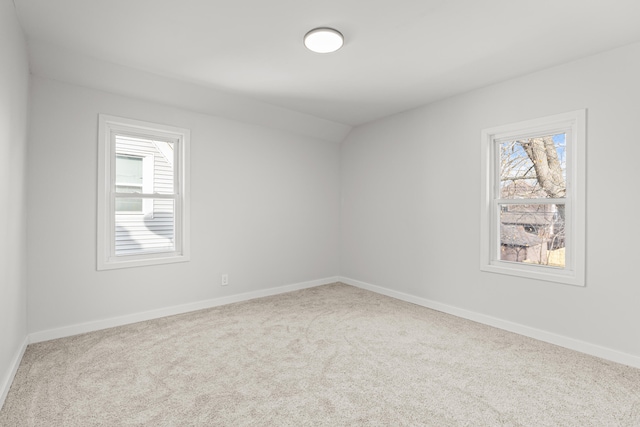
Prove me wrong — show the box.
[304,28,344,53]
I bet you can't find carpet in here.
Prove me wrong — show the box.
[1,283,639,426]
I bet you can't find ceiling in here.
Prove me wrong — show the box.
[14,0,640,127]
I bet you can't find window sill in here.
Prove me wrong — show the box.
[97,252,190,271]
[480,262,584,287]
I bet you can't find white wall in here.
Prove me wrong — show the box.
[27,77,340,335]
[341,41,640,359]
[27,40,352,144]
[0,0,30,405]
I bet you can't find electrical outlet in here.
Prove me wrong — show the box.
[221,274,229,286]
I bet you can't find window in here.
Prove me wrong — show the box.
[97,115,190,270]
[480,110,585,286]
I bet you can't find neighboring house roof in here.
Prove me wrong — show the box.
[500,224,545,247]
[501,210,556,226]
[500,181,557,225]
[500,180,563,247]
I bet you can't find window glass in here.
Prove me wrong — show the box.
[115,155,143,212]
[151,140,175,195]
[499,133,566,199]
[497,133,566,268]
[115,155,143,188]
[114,199,175,256]
[499,203,565,267]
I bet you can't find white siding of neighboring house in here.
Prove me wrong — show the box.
[115,136,175,255]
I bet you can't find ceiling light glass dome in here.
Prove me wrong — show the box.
[304,28,344,53]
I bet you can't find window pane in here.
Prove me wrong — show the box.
[115,135,175,195]
[499,133,566,199]
[151,140,175,195]
[500,203,565,267]
[115,199,175,256]
[115,155,142,186]
[115,197,142,212]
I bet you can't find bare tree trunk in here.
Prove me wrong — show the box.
[520,136,566,221]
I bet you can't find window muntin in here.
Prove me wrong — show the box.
[97,115,190,270]
[481,110,585,286]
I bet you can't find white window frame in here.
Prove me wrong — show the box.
[480,110,586,286]
[97,114,190,270]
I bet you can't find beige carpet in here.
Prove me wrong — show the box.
[1,283,639,426]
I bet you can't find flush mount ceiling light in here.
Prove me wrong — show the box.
[304,28,344,53]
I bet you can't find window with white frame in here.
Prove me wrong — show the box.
[480,110,585,286]
[97,115,190,270]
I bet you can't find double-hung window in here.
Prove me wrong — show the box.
[480,110,585,286]
[97,115,190,270]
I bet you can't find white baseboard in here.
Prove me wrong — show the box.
[29,277,340,344]
[24,275,640,371]
[339,276,640,370]
[0,336,28,410]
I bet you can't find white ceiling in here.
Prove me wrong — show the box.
[14,0,640,127]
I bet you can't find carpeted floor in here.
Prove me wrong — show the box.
[1,283,639,426]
